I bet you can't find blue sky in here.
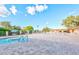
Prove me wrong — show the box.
[0,4,79,29]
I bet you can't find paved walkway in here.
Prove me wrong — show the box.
[0,32,79,55]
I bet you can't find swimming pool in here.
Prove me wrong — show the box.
[0,36,28,44]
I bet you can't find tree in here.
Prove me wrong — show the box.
[63,16,77,29]
[42,27,50,32]
[23,26,34,33]
[11,26,21,30]
[0,21,11,30]
[75,16,79,26]
[0,27,10,31]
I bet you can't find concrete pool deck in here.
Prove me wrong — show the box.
[0,32,79,55]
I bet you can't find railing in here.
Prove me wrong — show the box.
[0,34,28,39]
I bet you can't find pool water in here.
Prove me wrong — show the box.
[0,37,28,44]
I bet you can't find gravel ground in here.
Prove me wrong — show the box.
[0,32,79,55]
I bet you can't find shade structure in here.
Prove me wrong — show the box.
[11,30,19,33]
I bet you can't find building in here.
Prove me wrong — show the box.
[51,29,67,32]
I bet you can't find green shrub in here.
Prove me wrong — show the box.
[0,31,6,36]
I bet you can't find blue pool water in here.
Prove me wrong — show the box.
[0,36,28,44]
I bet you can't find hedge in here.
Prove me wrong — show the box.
[0,27,9,36]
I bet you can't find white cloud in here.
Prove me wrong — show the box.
[44,5,48,9]
[35,5,45,12]
[0,5,11,17]
[35,4,48,12]
[26,6,36,15]
[10,5,17,15]
[26,4,48,15]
